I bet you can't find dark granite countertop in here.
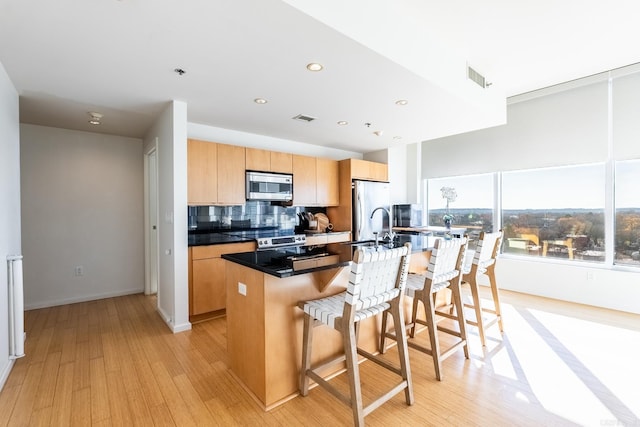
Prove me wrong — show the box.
[188,233,254,246]
[222,247,350,278]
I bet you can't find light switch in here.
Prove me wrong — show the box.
[238,282,247,296]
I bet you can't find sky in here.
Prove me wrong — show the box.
[427,160,640,211]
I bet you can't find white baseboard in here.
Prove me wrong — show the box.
[24,287,144,310]
[0,359,16,393]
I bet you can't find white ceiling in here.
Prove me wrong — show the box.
[1,0,639,153]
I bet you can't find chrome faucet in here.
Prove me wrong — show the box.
[370,207,394,245]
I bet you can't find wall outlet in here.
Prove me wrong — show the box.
[587,272,595,281]
[74,266,84,276]
[238,282,247,296]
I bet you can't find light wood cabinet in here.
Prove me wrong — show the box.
[189,242,255,320]
[188,139,218,204]
[350,158,388,182]
[316,157,339,206]
[216,143,246,205]
[188,140,245,205]
[292,155,339,206]
[246,148,293,173]
[292,154,317,206]
[270,151,293,173]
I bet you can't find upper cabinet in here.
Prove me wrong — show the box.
[349,158,388,182]
[292,154,317,206]
[188,139,218,204]
[292,155,339,207]
[188,140,340,207]
[188,139,245,205]
[217,143,246,205]
[246,148,292,173]
[316,157,339,206]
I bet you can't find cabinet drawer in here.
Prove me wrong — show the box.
[326,232,350,244]
[192,242,256,260]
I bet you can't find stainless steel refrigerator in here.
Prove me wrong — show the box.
[352,180,391,241]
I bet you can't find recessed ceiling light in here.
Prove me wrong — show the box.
[306,63,324,72]
[88,112,103,125]
[373,130,384,137]
[254,98,268,104]
[395,99,408,106]
[337,121,348,126]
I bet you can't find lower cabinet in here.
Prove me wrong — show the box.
[189,242,255,320]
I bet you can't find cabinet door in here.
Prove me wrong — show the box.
[316,158,339,206]
[217,143,246,205]
[369,161,389,182]
[191,258,226,314]
[270,151,292,173]
[188,139,217,204]
[292,154,317,206]
[245,148,270,171]
[350,158,388,182]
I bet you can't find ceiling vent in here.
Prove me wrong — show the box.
[292,114,317,122]
[467,65,490,88]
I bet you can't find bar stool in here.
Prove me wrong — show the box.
[298,243,413,427]
[460,230,504,346]
[380,237,469,381]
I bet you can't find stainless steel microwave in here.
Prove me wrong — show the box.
[245,171,293,201]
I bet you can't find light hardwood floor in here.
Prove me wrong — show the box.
[1,288,639,426]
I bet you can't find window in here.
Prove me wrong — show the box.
[614,159,640,266]
[502,164,605,262]
[426,173,494,248]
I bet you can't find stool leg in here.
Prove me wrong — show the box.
[468,278,486,346]
[379,310,389,353]
[342,319,365,426]
[487,268,504,332]
[300,314,313,396]
[450,280,469,359]
[390,303,414,405]
[422,290,442,381]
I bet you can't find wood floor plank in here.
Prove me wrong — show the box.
[149,361,197,427]
[50,361,74,426]
[105,370,134,426]
[1,290,638,427]
[33,351,61,410]
[0,384,20,426]
[70,387,91,426]
[89,357,110,424]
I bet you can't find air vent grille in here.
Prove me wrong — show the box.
[292,114,317,122]
[467,65,488,88]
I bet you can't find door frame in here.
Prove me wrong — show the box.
[144,140,159,296]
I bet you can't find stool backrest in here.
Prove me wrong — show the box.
[346,243,412,311]
[425,237,468,290]
[472,230,503,268]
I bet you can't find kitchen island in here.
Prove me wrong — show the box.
[222,235,439,410]
[224,256,368,410]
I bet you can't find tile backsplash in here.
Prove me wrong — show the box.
[188,202,324,232]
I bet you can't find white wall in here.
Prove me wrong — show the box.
[20,125,144,309]
[145,101,190,333]
[420,68,640,314]
[0,62,22,389]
